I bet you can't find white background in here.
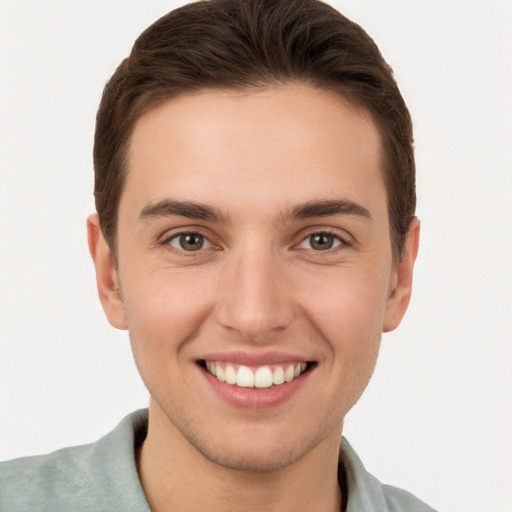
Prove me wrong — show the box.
[0,1,511,511]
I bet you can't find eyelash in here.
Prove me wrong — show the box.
[296,230,351,252]
[160,228,351,256]
[160,230,215,255]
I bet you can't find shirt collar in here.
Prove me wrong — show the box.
[339,437,390,512]
[90,409,391,512]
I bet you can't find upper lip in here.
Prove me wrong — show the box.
[197,350,314,366]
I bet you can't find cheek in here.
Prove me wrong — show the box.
[306,263,389,318]
[300,265,390,359]
[120,269,216,360]
[121,273,214,402]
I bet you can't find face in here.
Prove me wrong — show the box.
[89,85,418,472]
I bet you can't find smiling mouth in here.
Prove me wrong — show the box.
[199,360,316,388]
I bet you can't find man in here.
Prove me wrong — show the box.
[0,1,434,510]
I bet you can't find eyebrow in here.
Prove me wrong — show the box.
[138,198,372,224]
[139,199,229,223]
[280,199,372,222]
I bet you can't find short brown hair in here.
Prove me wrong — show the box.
[94,0,415,261]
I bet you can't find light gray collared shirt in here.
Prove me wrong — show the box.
[0,409,436,511]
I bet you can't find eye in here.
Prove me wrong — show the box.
[299,232,343,251]
[168,233,211,252]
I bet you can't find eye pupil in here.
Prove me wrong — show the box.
[180,234,204,251]
[310,234,334,250]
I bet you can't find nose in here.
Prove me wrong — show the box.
[214,243,296,341]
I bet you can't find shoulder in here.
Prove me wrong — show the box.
[0,409,150,512]
[380,484,436,512]
[340,438,437,512]
[0,443,96,511]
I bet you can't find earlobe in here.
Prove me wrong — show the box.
[86,214,127,330]
[382,218,420,333]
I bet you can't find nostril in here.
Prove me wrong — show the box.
[213,275,295,340]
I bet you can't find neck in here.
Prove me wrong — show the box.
[137,401,343,512]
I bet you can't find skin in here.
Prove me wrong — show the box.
[88,85,419,512]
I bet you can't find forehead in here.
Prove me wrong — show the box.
[122,85,385,221]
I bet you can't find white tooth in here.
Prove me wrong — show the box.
[216,365,225,382]
[284,364,295,382]
[255,366,273,388]
[225,364,237,385]
[211,362,218,377]
[273,366,285,385]
[300,362,307,373]
[205,361,212,373]
[294,364,301,377]
[237,366,255,387]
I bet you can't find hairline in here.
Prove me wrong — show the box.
[105,81,401,266]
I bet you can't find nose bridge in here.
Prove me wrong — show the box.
[215,238,294,340]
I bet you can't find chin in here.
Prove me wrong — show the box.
[187,431,316,473]
[169,408,338,473]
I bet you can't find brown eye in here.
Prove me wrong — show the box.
[299,233,342,251]
[169,233,211,252]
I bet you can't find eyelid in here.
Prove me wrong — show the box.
[158,225,212,243]
[158,226,220,253]
[156,225,353,253]
[295,227,353,250]
[168,233,212,250]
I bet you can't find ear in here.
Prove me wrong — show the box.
[87,214,127,330]
[382,218,420,333]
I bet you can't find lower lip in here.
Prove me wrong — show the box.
[200,366,312,409]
